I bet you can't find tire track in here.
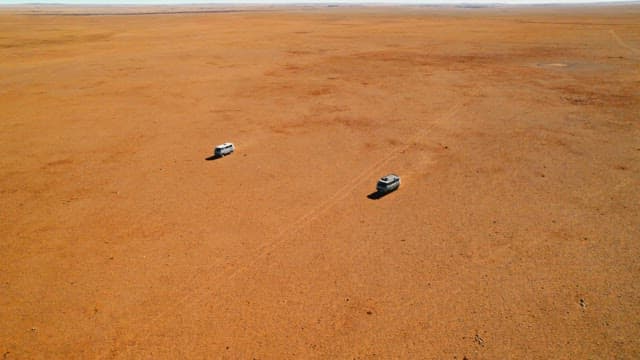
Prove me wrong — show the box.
[609,29,640,57]
[106,106,462,358]
[218,104,462,281]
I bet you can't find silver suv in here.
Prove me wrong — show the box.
[376,174,401,194]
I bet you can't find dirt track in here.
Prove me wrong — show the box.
[1,5,639,358]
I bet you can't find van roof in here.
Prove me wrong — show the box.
[216,142,233,148]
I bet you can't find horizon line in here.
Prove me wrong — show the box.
[3,0,640,5]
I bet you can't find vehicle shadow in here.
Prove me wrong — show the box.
[205,154,222,161]
[367,191,389,200]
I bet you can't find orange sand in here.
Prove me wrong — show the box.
[1,5,639,358]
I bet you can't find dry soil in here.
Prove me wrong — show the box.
[1,5,639,359]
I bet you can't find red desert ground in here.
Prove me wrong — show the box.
[1,3,639,359]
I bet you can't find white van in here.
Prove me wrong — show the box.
[214,142,235,157]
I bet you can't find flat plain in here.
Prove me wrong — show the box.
[1,4,639,358]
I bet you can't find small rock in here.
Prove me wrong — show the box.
[474,334,484,346]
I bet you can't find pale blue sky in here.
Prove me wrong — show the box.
[1,0,637,4]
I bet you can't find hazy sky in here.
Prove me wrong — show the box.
[2,0,637,4]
